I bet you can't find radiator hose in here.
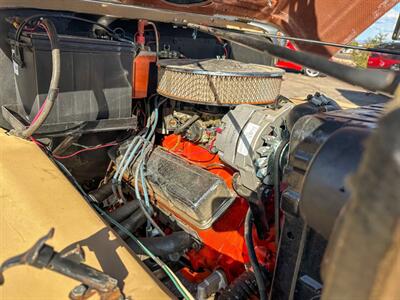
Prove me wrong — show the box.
[116,209,146,240]
[245,208,268,300]
[14,18,60,138]
[109,200,141,222]
[218,270,264,300]
[127,231,194,259]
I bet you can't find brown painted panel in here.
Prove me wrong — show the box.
[123,0,399,55]
[0,130,171,299]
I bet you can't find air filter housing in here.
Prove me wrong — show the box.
[157,59,284,106]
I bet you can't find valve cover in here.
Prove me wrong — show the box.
[142,147,235,229]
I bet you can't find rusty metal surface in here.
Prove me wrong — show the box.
[0,0,261,32]
[0,0,396,56]
[122,0,398,56]
[0,129,171,299]
[270,0,399,55]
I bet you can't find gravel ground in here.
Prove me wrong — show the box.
[280,72,390,108]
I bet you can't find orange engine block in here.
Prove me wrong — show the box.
[162,134,276,282]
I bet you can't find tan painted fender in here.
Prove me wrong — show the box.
[0,130,172,299]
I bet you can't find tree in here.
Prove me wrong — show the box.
[351,33,388,68]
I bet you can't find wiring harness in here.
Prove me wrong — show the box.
[112,97,167,236]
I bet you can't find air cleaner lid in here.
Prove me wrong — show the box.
[157,59,285,106]
[158,58,284,77]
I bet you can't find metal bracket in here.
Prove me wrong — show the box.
[0,228,123,300]
[232,173,269,240]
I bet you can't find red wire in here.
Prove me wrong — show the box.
[30,137,116,159]
[30,136,44,147]
[223,47,228,57]
[31,97,47,124]
[216,36,228,57]
[30,23,50,126]
[53,143,118,160]
[208,137,216,151]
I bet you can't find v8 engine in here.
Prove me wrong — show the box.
[0,11,396,300]
[108,58,291,295]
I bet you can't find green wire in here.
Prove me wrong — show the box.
[93,204,193,300]
[53,131,192,300]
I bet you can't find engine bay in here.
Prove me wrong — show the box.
[0,8,395,300]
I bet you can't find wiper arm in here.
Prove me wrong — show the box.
[188,24,399,95]
[262,33,400,56]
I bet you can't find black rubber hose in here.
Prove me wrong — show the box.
[126,231,194,258]
[41,19,60,48]
[287,97,341,131]
[92,16,117,36]
[273,140,288,246]
[174,114,200,134]
[245,209,267,300]
[14,18,60,138]
[15,14,124,43]
[89,182,113,203]
[109,200,141,223]
[115,209,147,240]
[218,270,260,300]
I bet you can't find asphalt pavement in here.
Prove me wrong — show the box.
[280,72,390,108]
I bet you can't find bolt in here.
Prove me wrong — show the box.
[257,146,272,156]
[169,119,178,127]
[168,252,181,262]
[263,135,276,143]
[255,157,269,168]
[256,168,268,178]
[70,284,87,297]
[263,175,272,185]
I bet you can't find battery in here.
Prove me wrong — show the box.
[11,33,135,125]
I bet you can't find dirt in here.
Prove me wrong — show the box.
[280,72,390,108]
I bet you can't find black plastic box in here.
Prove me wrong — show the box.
[11,33,135,125]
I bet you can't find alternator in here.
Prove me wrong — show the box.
[215,102,293,192]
